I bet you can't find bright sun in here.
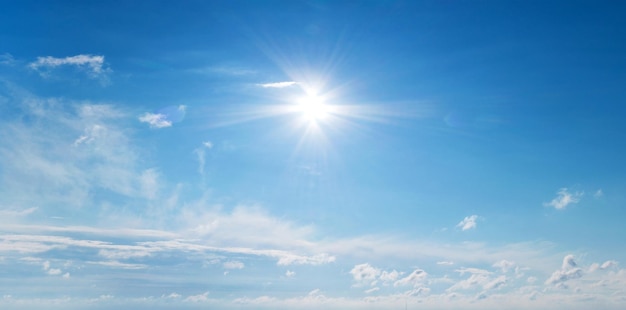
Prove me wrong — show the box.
[296,95,330,121]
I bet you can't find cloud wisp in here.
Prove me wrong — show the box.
[544,188,583,210]
[259,81,297,88]
[457,215,479,231]
[28,54,111,81]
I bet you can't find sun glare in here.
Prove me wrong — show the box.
[297,95,330,121]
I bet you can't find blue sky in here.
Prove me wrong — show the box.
[1,1,626,309]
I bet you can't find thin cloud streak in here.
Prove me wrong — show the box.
[259,81,297,88]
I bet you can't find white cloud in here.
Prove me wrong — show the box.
[184,292,210,303]
[285,270,295,278]
[493,259,516,273]
[393,269,427,287]
[89,261,148,270]
[484,275,507,290]
[350,263,381,285]
[194,141,213,177]
[457,215,479,231]
[364,287,380,294]
[590,260,619,273]
[601,260,618,269]
[544,188,583,210]
[42,260,63,276]
[138,113,171,128]
[437,261,454,266]
[259,81,297,88]
[223,261,244,269]
[276,253,335,266]
[379,270,401,283]
[545,255,583,286]
[28,54,110,80]
[0,207,37,218]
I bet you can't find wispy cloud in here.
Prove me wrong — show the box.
[0,53,15,65]
[138,113,172,128]
[259,81,297,88]
[138,105,186,129]
[28,54,111,81]
[189,66,256,76]
[457,215,479,231]
[194,141,213,177]
[594,189,603,198]
[223,261,245,269]
[544,188,583,210]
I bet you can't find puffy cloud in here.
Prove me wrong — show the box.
[544,188,583,210]
[285,270,295,278]
[350,263,381,285]
[379,270,401,283]
[545,255,583,286]
[590,260,618,272]
[457,215,479,231]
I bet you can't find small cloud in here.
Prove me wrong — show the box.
[437,261,454,266]
[285,270,295,278]
[457,215,479,231]
[62,272,70,279]
[601,260,618,269]
[594,189,604,198]
[42,260,63,276]
[139,105,186,128]
[184,292,210,303]
[0,207,38,217]
[203,141,213,149]
[28,54,110,80]
[393,269,427,287]
[350,263,381,285]
[544,188,583,209]
[364,287,380,294]
[493,260,516,273]
[259,81,297,88]
[139,113,172,128]
[223,261,244,270]
[379,270,401,283]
